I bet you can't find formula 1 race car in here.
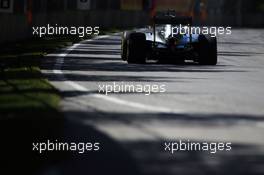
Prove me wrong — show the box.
[121,11,217,65]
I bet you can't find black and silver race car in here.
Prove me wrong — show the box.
[121,12,217,65]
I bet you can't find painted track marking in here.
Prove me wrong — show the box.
[52,35,180,113]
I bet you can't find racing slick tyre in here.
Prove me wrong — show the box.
[127,32,146,64]
[198,35,217,65]
[121,31,133,61]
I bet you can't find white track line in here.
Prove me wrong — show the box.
[52,35,178,113]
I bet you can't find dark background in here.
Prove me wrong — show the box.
[0,0,264,43]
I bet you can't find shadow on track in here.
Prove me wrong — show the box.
[61,110,264,175]
[42,35,247,74]
[218,51,264,57]
[0,114,141,175]
[43,55,246,73]
[36,34,264,175]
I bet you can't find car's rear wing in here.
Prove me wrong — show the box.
[152,11,193,49]
[154,16,192,25]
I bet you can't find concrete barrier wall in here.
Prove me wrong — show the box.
[0,13,28,43]
[0,9,263,44]
[206,13,264,27]
[34,10,148,28]
[0,10,149,44]
[243,14,264,28]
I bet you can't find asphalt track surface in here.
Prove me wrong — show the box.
[43,29,264,175]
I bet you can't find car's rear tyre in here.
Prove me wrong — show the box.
[127,32,146,64]
[198,35,217,65]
